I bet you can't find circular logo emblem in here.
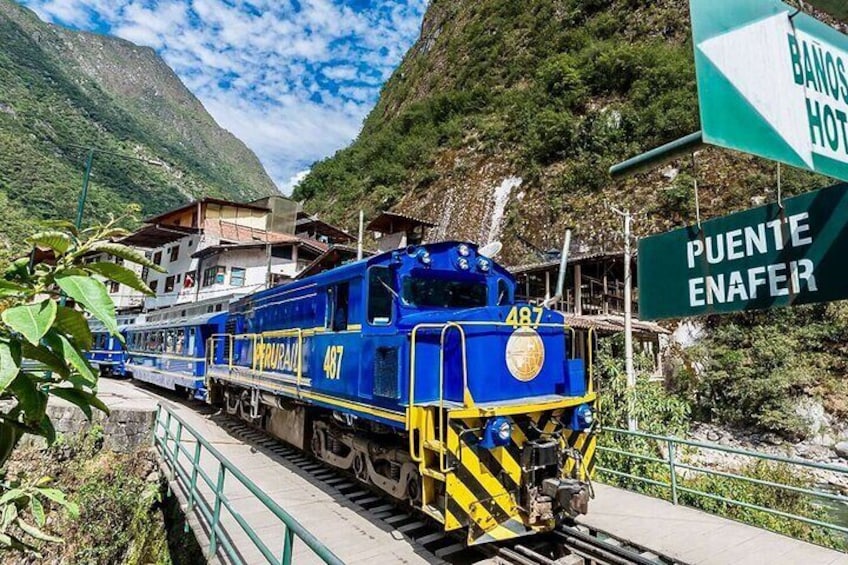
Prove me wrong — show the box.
[505,327,545,382]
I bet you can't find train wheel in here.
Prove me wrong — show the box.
[310,428,323,458]
[407,473,421,505]
[353,451,368,482]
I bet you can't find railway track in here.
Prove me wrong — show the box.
[211,409,684,565]
[140,380,677,565]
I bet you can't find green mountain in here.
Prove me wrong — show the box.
[294,0,837,265]
[0,0,277,256]
[294,0,848,437]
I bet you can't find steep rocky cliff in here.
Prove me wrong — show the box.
[0,0,276,256]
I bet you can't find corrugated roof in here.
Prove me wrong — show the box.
[564,314,669,335]
[510,249,634,275]
[366,211,436,232]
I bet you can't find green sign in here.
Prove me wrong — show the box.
[638,183,848,320]
[692,0,848,182]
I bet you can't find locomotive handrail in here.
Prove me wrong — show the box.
[153,403,344,565]
[208,330,305,399]
[407,320,589,467]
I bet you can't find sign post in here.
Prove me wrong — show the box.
[638,183,848,320]
[691,0,848,182]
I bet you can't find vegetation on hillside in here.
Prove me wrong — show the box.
[0,0,275,259]
[1,426,202,564]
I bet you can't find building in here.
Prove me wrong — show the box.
[511,250,668,378]
[120,197,329,312]
[366,211,435,253]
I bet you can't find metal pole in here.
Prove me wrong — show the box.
[610,204,637,431]
[623,210,636,432]
[357,210,364,260]
[75,149,95,229]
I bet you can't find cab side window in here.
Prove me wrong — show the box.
[368,267,394,324]
[327,282,350,332]
[497,279,512,305]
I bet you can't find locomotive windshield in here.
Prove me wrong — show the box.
[402,275,488,308]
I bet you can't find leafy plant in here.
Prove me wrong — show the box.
[0,214,165,551]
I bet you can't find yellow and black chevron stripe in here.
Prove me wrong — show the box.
[443,409,596,545]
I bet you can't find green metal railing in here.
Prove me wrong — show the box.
[153,404,344,565]
[596,427,848,544]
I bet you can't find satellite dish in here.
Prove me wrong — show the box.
[478,241,503,259]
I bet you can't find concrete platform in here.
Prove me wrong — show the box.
[579,483,848,565]
[117,380,435,564]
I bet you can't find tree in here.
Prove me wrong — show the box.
[0,213,164,552]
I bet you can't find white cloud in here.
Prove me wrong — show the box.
[20,0,428,190]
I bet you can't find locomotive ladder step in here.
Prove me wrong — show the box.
[423,439,446,452]
[421,468,446,481]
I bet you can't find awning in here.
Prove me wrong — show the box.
[120,224,199,248]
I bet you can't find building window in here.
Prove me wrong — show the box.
[169,246,180,262]
[203,266,226,287]
[150,280,158,294]
[272,246,293,260]
[165,276,175,293]
[109,281,120,294]
[184,271,196,288]
[153,251,162,266]
[230,267,246,287]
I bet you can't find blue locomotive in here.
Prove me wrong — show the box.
[86,314,138,378]
[202,241,597,545]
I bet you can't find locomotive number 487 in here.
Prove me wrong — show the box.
[505,305,543,328]
[323,345,344,380]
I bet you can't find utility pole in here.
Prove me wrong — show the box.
[357,210,364,260]
[611,206,637,432]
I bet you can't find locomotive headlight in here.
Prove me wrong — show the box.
[573,404,594,431]
[417,249,432,265]
[480,416,513,448]
[477,258,490,272]
[496,419,512,441]
[458,244,471,257]
[457,257,470,270]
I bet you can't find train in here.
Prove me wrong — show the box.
[89,241,598,545]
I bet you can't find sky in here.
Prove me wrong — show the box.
[19,0,428,194]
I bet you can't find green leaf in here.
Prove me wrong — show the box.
[1,300,57,345]
[3,258,31,283]
[86,262,153,295]
[29,496,44,527]
[35,489,66,505]
[0,488,24,507]
[27,231,73,255]
[54,275,117,336]
[0,342,20,393]
[8,375,47,426]
[89,242,166,273]
[21,342,68,378]
[38,415,56,446]
[37,220,78,236]
[0,280,28,298]
[42,332,96,386]
[17,518,62,543]
[0,421,22,468]
[2,501,18,529]
[53,306,93,351]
